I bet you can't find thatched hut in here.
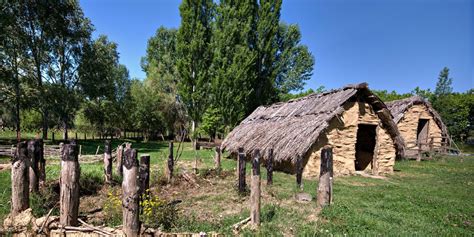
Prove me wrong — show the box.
[222,83,405,177]
[386,96,449,151]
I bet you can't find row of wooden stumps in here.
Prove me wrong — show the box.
[235,145,333,227]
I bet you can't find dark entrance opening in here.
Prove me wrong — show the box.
[417,119,429,149]
[355,124,377,171]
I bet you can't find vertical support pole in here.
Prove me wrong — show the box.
[166,142,174,183]
[266,149,274,185]
[317,146,333,208]
[429,137,434,159]
[38,139,46,187]
[60,143,80,226]
[27,140,39,193]
[104,140,113,183]
[296,155,303,190]
[250,149,261,226]
[215,146,221,174]
[11,141,29,216]
[122,148,139,237]
[417,142,422,162]
[117,145,124,177]
[139,154,150,198]
[237,148,246,193]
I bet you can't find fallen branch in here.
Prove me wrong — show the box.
[63,226,104,235]
[78,219,113,236]
[38,203,58,234]
[232,217,251,232]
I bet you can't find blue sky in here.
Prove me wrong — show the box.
[80,0,473,93]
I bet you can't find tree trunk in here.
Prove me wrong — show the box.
[266,149,274,185]
[122,148,139,237]
[104,140,112,183]
[166,142,174,183]
[139,154,150,198]
[237,148,246,193]
[27,140,40,193]
[215,146,221,173]
[60,143,80,226]
[117,145,124,177]
[250,149,261,226]
[37,139,46,187]
[317,146,333,208]
[11,141,29,216]
[62,118,68,140]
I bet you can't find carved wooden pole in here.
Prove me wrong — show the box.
[116,145,124,177]
[166,142,174,183]
[27,140,40,193]
[266,149,274,185]
[122,148,139,237]
[215,146,221,174]
[237,148,246,193]
[11,141,29,216]
[296,155,303,190]
[104,140,113,183]
[37,139,46,187]
[317,146,333,208]
[250,149,261,226]
[139,154,150,197]
[60,143,80,226]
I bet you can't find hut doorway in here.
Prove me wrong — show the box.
[417,119,430,149]
[355,124,377,171]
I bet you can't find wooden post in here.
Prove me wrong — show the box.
[52,132,55,142]
[215,146,221,173]
[250,149,261,226]
[429,137,434,159]
[117,145,124,177]
[79,145,82,159]
[317,146,333,208]
[11,141,29,216]
[237,148,246,193]
[166,142,174,183]
[266,149,274,185]
[27,140,40,193]
[104,140,113,183]
[296,155,303,190]
[38,139,46,187]
[75,132,78,140]
[193,140,198,173]
[416,142,422,162]
[60,143,80,226]
[122,148,139,237]
[139,154,150,197]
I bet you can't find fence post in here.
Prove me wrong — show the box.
[104,140,113,183]
[166,142,174,183]
[60,142,80,226]
[11,141,29,216]
[296,155,303,190]
[237,148,246,193]
[215,146,221,174]
[139,154,150,198]
[117,145,124,177]
[122,148,139,237]
[38,139,46,187]
[250,149,261,226]
[317,146,333,209]
[266,149,274,185]
[27,140,39,193]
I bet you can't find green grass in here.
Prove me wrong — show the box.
[0,139,472,235]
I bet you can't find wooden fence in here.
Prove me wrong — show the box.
[405,136,461,160]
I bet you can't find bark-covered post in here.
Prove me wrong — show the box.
[317,146,333,208]
[266,149,274,185]
[104,140,113,183]
[166,142,174,183]
[215,146,221,174]
[139,154,150,197]
[117,145,124,177]
[237,148,246,193]
[250,149,261,226]
[122,148,139,237]
[296,155,303,190]
[27,140,40,193]
[60,143,80,226]
[11,141,29,216]
[38,140,45,187]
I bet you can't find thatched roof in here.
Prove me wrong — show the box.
[222,83,405,172]
[386,96,449,137]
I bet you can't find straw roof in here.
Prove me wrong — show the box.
[222,83,405,171]
[386,96,449,137]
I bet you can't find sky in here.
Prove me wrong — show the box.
[80,0,473,93]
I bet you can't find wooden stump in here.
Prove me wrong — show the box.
[139,154,150,197]
[103,140,113,183]
[237,148,246,193]
[296,155,303,190]
[266,149,274,185]
[215,146,221,173]
[60,143,80,226]
[317,146,333,208]
[122,148,139,237]
[11,141,29,216]
[250,149,261,226]
[117,145,124,177]
[27,140,40,193]
[166,142,174,183]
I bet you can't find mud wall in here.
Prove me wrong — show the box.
[397,104,443,147]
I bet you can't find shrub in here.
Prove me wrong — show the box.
[141,192,178,230]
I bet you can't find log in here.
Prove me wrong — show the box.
[215,146,221,173]
[11,141,29,216]
[296,155,303,190]
[28,140,40,193]
[122,148,139,237]
[317,146,333,208]
[116,145,124,177]
[60,143,80,226]
[266,149,273,185]
[250,149,261,226]
[166,142,174,183]
[237,148,246,193]
[103,140,113,183]
[139,154,150,197]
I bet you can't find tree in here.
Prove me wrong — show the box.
[371,90,411,102]
[411,86,433,100]
[434,67,453,97]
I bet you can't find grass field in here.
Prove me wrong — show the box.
[0,139,473,235]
